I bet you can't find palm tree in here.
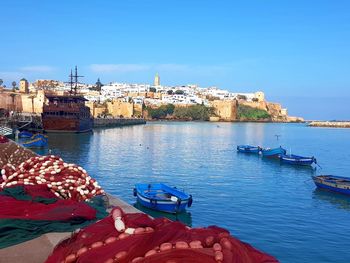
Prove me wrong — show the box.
[0,79,3,87]
[11,81,17,92]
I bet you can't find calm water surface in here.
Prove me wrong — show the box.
[38,122,350,263]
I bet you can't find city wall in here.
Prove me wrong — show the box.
[0,90,45,114]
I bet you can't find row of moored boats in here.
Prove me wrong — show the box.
[237,144,350,196]
[237,145,317,165]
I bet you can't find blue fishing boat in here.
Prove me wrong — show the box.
[18,130,33,138]
[22,134,48,148]
[280,154,316,166]
[133,183,193,213]
[261,146,286,158]
[312,175,350,196]
[237,145,261,154]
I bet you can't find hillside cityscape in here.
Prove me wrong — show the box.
[0,72,303,122]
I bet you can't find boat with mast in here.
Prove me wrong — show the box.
[41,67,93,133]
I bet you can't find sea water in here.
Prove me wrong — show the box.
[41,122,350,263]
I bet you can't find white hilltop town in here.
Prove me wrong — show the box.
[0,74,303,122]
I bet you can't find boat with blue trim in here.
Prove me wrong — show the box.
[280,154,317,166]
[22,134,48,148]
[18,130,33,138]
[261,146,286,158]
[133,183,193,213]
[237,145,261,154]
[312,175,350,195]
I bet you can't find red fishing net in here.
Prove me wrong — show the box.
[46,207,278,263]
[0,135,9,143]
[0,184,96,221]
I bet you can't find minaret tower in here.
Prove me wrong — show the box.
[154,73,160,86]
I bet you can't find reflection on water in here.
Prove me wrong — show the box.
[133,202,192,226]
[313,188,350,211]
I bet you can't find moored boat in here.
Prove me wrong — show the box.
[261,146,286,158]
[237,145,261,154]
[18,130,33,138]
[22,134,48,148]
[42,95,93,133]
[134,183,193,213]
[312,175,350,195]
[41,67,93,133]
[280,154,317,166]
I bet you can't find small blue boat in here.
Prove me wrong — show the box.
[280,154,317,166]
[312,175,350,196]
[18,130,33,138]
[134,183,193,213]
[237,145,261,154]
[261,146,286,158]
[23,134,48,148]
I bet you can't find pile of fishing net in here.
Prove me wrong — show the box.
[0,135,37,167]
[46,207,278,263]
[1,155,104,201]
[0,184,107,249]
[0,139,108,249]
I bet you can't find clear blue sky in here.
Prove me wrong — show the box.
[1,0,349,120]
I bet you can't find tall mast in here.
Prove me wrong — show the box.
[69,69,74,94]
[69,66,84,95]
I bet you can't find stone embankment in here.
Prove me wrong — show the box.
[308,121,350,128]
[93,118,146,128]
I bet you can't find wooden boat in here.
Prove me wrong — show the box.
[237,145,261,154]
[23,134,48,148]
[312,175,350,195]
[280,154,316,166]
[261,146,286,158]
[42,95,93,133]
[134,183,193,213]
[41,67,93,133]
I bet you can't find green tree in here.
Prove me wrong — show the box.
[237,105,270,120]
[149,87,156,93]
[167,90,173,95]
[174,104,214,121]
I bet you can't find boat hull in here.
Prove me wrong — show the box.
[23,135,48,148]
[237,145,260,154]
[280,155,316,166]
[42,117,93,133]
[135,183,192,213]
[136,193,189,213]
[18,131,33,138]
[261,147,286,158]
[312,176,350,195]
